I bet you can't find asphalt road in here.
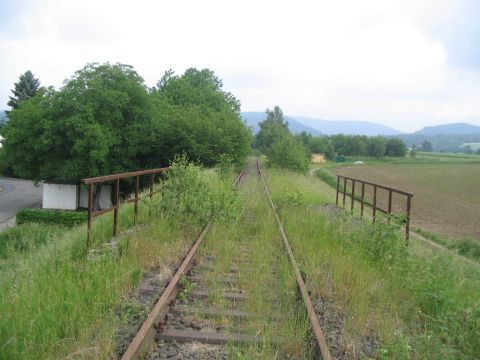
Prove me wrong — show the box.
[0,177,43,223]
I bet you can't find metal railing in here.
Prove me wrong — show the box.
[336,174,413,243]
[82,167,169,247]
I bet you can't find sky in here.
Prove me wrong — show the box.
[1,0,479,132]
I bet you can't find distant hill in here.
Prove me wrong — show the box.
[242,112,403,136]
[290,116,403,136]
[414,122,480,135]
[241,112,322,135]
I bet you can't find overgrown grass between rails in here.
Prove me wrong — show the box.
[0,158,241,360]
[266,167,480,359]
[198,170,312,358]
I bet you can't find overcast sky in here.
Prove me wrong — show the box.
[1,0,479,132]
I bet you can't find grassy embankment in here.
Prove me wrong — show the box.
[265,166,480,358]
[0,160,238,359]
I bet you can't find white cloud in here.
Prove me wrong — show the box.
[0,0,479,132]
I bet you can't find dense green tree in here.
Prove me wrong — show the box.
[3,63,154,180]
[254,106,290,151]
[420,140,433,152]
[3,64,252,180]
[367,136,387,157]
[385,138,407,157]
[268,134,309,173]
[307,136,335,159]
[150,68,252,166]
[296,131,312,146]
[7,71,40,113]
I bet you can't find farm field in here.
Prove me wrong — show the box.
[335,163,480,242]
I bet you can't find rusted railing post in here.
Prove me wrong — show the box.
[149,173,154,217]
[406,195,412,245]
[351,180,355,213]
[113,179,120,236]
[134,175,139,225]
[336,175,340,206]
[372,185,377,223]
[87,184,94,248]
[360,182,365,218]
[342,178,347,207]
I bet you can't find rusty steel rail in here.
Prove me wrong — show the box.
[82,167,170,247]
[257,160,333,360]
[336,174,413,243]
[120,164,247,360]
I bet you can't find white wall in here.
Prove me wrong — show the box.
[43,183,78,210]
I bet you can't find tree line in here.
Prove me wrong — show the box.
[1,64,252,180]
[254,106,407,172]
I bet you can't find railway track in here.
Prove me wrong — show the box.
[121,159,331,359]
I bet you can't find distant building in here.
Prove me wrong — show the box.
[311,153,326,163]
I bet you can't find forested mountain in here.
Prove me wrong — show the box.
[289,116,403,136]
[397,132,480,152]
[414,123,480,135]
[241,112,402,136]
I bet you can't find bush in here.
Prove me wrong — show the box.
[16,208,87,227]
[156,155,241,225]
[268,135,310,173]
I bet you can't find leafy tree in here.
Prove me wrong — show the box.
[420,140,433,152]
[150,68,251,166]
[254,106,290,151]
[3,63,154,180]
[296,131,312,146]
[265,106,288,125]
[3,64,252,180]
[367,136,387,157]
[7,71,40,113]
[385,138,407,157]
[307,136,335,159]
[268,134,309,173]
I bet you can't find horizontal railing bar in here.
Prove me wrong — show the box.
[83,167,170,185]
[93,205,118,218]
[337,175,413,197]
[338,191,393,215]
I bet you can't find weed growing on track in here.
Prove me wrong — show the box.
[0,159,240,360]
[266,167,480,359]
[198,171,313,358]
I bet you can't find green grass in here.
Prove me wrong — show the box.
[0,223,66,259]
[266,166,480,359]
[0,161,239,359]
[197,171,312,358]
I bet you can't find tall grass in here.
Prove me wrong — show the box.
[267,167,480,359]
[0,159,240,359]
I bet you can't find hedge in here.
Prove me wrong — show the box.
[16,208,87,227]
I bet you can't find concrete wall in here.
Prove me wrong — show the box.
[43,183,78,210]
[79,185,112,210]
